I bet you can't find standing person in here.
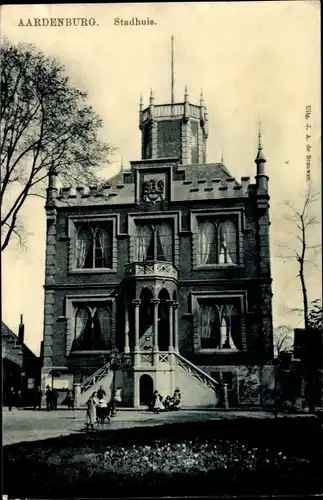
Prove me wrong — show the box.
[151,390,162,414]
[7,386,15,411]
[16,388,23,408]
[172,387,181,410]
[97,385,106,400]
[114,387,122,407]
[45,386,52,411]
[33,386,43,411]
[65,389,74,411]
[85,391,99,431]
[52,389,58,410]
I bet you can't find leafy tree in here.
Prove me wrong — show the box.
[308,299,323,331]
[1,38,115,251]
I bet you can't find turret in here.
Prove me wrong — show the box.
[138,38,208,165]
[46,170,58,205]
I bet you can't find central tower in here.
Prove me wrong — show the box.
[139,37,208,165]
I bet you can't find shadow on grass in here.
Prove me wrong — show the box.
[3,417,323,498]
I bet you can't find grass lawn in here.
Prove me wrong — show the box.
[3,416,323,498]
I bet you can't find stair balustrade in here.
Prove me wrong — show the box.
[174,352,220,392]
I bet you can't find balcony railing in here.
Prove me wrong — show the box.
[125,261,178,280]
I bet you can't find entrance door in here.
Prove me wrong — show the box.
[139,374,153,406]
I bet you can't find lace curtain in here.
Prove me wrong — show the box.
[198,219,237,265]
[157,223,173,261]
[96,228,112,268]
[137,225,153,261]
[72,305,111,351]
[75,227,91,268]
[136,223,173,262]
[219,221,237,264]
[75,225,112,269]
[199,221,216,265]
[96,306,112,349]
[199,302,240,350]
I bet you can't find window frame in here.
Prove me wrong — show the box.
[65,295,116,356]
[191,291,248,354]
[68,215,119,274]
[128,212,180,267]
[135,222,174,263]
[190,209,245,270]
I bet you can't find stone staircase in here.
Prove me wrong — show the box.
[76,360,114,406]
[174,352,220,407]
[76,350,220,408]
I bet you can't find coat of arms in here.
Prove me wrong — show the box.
[142,178,164,203]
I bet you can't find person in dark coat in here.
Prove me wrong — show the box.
[65,389,74,411]
[33,386,43,411]
[45,386,52,411]
[52,389,58,410]
[7,386,15,411]
[97,386,106,400]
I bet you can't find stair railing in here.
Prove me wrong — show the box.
[174,352,220,392]
[80,360,112,394]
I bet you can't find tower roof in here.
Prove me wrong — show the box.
[255,122,267,162]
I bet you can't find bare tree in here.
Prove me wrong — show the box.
[273,325,294,358]
[278,185,321,329]
[1,38,115,252]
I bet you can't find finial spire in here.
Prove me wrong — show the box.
[255,118,266,163]
[184,85,188,102]
[220,148,224,164]
[121,156,124,171]
[149,88,154,105]
[258,119,263,150]
[171,35,175,104]
[200,89,204,106]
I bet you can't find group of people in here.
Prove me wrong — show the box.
[151,387,181,414]
[84,385,122,431]
[6,386,23,411]
[35,386,74,411]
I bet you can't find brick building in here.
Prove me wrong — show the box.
[2,316,42,406]
[41,78,274,407]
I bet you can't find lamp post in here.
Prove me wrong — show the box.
[109,347,121,417]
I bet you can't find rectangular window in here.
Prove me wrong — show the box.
[198,217,238,265]
[136,222,173,262]
[74,221,113,269]
[72,304,112,352]
[199,299,242,351]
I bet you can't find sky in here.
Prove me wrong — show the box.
[1,1,321,355]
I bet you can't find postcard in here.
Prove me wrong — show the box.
[1,2,322,499]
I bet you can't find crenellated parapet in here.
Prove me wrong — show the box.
[173,175,251,201]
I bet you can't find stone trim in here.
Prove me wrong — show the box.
[67,214,122,274]
[65,294,116,356]
[190,208,246,270]
[190,291,248,353]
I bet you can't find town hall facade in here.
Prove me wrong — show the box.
[41,74,274,407]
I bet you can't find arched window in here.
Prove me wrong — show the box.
[136,222,173,262]
[198,219,237,265]
[74,223,112,269]
[71,304,112,351]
